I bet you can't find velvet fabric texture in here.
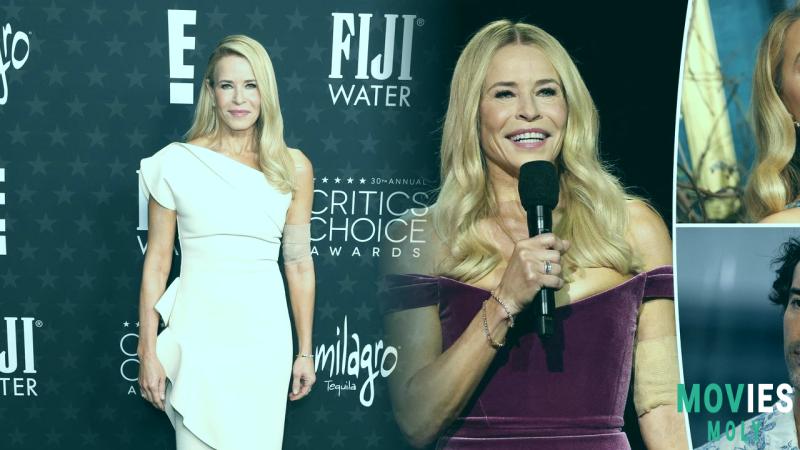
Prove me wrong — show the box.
[385,266,674,450]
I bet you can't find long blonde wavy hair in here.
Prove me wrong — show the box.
[433,20,637,282]
[186,35,295,193]
[745,7,800,220]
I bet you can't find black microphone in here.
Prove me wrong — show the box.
[518,161,560,338]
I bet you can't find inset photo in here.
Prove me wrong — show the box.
[678,0,800,223]
[678,227,800,448]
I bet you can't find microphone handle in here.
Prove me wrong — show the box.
[528,205,555,338]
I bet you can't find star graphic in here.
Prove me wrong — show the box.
[338,275,357,293]
[124,3,146,25]
[16,184,35,203]
[359,177,366,184]
[78,325,97,343]
[76,270,96,289]
[125,67,147,88]
[247,7,268,29]
[106,96,127,117]
[67,96,87,116]
[145,35,166,57]
[303,102,323,123]
[84,2,106,24]
[346,177,354,184]
[85,65,107,86]
[206,6,227,28]
[54,185,74,204]
[317,301,338,320]
[343,108,362,124]
[68,155,89,176]
[322,133,340,153]
[287,8,308,30]
[45,64,66,85]
[29,154,51,175]
[59,298,77,315]
[48,125,68,146]
[305,41,325,61]
[36,213,56,232]
[334,177,342,184]
[146,97,165,118]
[39,268,58,288]
[8,123,29,144]
[75,214,95,233]
[109,158,128,177]
[330,429,347,448]
[312,403,331,422]
[44,428,63,445]
[1,269,20,288]
[43,1,65,22]
[360,133,379,154]
[321,177,329,183]
[381,109,399,124]
[56,242,76,261]
[25,95,47,116]
[354,301,374,320]
[92,186,113,205]
[285,71,304,93]
[65,34,86,55]
[267,39,286,60]
[105,34,126,56]
[87,126,108,147]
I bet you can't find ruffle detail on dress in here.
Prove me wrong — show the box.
[154,277,180,326]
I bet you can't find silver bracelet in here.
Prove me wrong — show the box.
[296,353,314,359]
[490,289,515,328]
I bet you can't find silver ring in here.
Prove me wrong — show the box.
[544,260,553,275]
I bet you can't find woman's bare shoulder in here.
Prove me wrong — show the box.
[625,199,671,269]
[759,208,800,224]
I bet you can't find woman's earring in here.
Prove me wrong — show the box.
[794,120,799,128]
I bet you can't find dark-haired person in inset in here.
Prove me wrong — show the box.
[699,238,800,449]
[384,20,687,450]
[136,35,316,449]
[746,6,800,223]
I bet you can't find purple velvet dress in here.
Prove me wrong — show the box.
[386,266,673,450]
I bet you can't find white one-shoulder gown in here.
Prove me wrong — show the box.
[139,142,293,449]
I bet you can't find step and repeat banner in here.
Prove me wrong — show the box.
[1,1,684,449]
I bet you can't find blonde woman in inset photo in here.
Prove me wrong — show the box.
[747,5,800,223]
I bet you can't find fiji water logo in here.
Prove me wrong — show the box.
[315,316,398,407]
[0,317,40,397]
[678,383,793,443]
[0,23,31,106]
[328,13,422,107]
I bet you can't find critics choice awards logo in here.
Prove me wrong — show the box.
[328,13,421,107]
[0,317,40,397]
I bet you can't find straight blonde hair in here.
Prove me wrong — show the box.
[434,20,637,282]
[186,35,295,192]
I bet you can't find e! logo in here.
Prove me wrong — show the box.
[167,10,196,104]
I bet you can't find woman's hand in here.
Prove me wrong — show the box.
[288,356,316,401]
[494,233,570,315]
[138,352,167,410]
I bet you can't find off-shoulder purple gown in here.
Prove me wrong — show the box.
[386,266,673,450]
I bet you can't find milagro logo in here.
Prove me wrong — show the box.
[314,316,398,407]
[0,23,31,106]
[679,383,794,443]
[328,12,421,107]
[0,317,39,397]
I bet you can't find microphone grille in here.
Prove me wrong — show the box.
[518,161,559,209]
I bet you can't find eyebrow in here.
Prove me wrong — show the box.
[485,78,560,91]
[791,287,800,295]
[217,79,257,83]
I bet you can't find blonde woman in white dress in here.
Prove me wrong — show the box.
[136,35,316,449]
